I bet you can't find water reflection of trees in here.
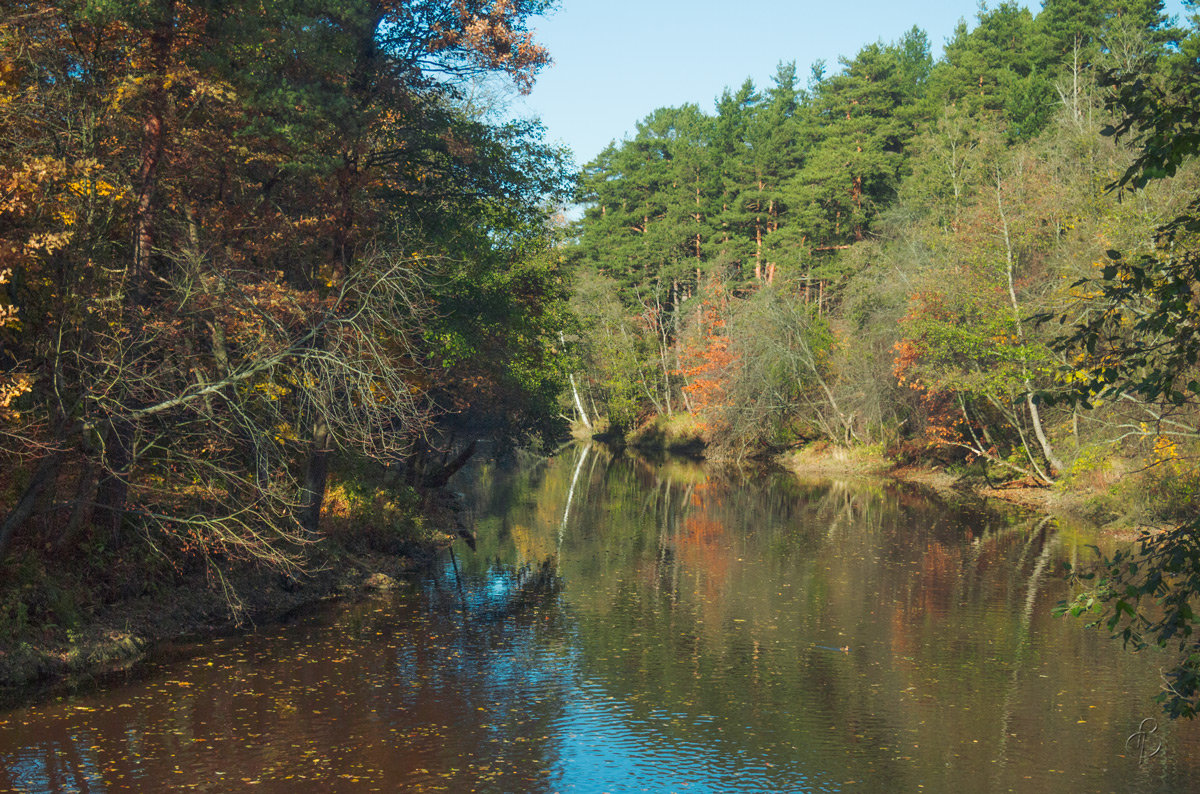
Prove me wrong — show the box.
[8,450,1200,791]
[489,448,1200,792]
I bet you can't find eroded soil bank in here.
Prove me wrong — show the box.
[0,496,469,707]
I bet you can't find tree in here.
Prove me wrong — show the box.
[577,104,719,295]
[901,104,994,229]
[892,118,1076,482]
[575,103,727,418]
[678,276,734,428]
[710,79,762,281]
[715,282,849,456]
[568,269,653,433]
[789,29,931,246]
[1051,38,1200,718]
[925,3,1053,139]
[1035,0,1175,67]
[0,0,566,569]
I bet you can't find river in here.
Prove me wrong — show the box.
[1,444,1198,792]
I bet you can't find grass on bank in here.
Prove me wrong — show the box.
[624,414,707,455]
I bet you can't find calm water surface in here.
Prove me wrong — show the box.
[2,445,1199,792]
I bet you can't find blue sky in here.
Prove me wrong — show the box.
[507,0,1186,168]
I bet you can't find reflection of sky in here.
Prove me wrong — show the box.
[3,733,105,792]
[549,679,829,793]
[6,755,60,793]
[419,559,830,793]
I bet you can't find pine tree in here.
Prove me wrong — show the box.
[926,3,1053,138]
[710,79,762,282]
[789,30,931,246]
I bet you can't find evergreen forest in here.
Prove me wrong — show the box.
[564,0,1200,715]
[569,0,1195,478]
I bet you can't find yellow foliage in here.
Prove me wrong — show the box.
[0,372,31,422]
[0,268,16,330]
[1152,435,1181,470]
[272,422,299,443]
[253,381,290,401]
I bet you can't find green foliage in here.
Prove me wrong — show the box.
[575,103,716,301]
[791,29,932,244]
[1111,458,1200,525]
[928,2,1044,118]
[0,554,42,642]
[1036,0,1177,67]
[1045,65,1200,409]
[1061,442,1118,486]
[1045,18,1200,718]
[425,237,575,449]
[569,270,648,434]
[0,541,164,645]
[322,461,430,555]
[1059,524,1200,719]
[900,105,1000,227]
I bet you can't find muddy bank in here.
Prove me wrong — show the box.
[0,535,459,706]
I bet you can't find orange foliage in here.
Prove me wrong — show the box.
[679,279,736,426]
[426,0,551,92]
[893,323,973,453]
[675,482,731,604]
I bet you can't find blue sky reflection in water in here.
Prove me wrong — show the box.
[416,557,825,791]
[3,446,1200,791]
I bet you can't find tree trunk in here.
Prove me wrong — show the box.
[130,0,175,303]
[755,220,762,279]
[421,440,477,489]
[92,420,133,543]
[0,451,64,562]
[996,171,1065,478]
[300,413,331,538]
[560,332,591,430]
[652,291,673,416]
[93,0,175,545]
[568,373,591,430]
[58,461,98,552]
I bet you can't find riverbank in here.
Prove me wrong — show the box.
[0,498,465,704]
[600,421,1172,532]
[774,440,1155,532]
[888,464,1071,511]
[0,543,456,701]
